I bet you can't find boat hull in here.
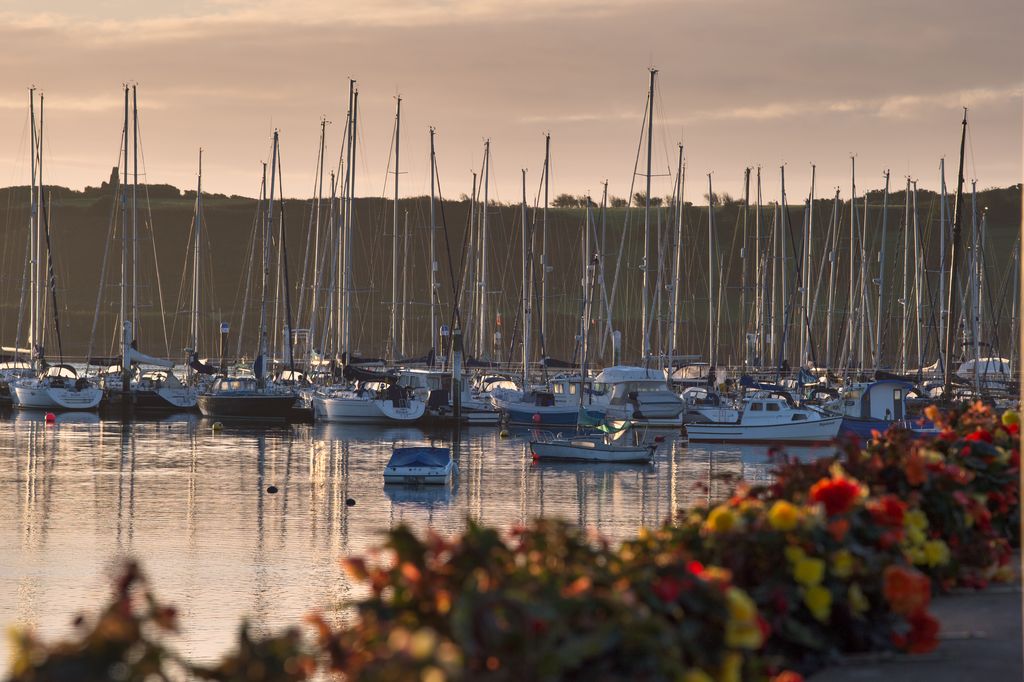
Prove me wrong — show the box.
[530,438,654,463]
[197,394,296,421]
[313,395,425,424]
[12,383,103,411]
[685,416,843,444]
[383,462,453,485]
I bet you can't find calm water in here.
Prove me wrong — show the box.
[0,409,831,665]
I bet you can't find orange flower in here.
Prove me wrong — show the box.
[868,495,907,528]
[827,518,850,542]
[883,565,931,616]
[904,451,927,487]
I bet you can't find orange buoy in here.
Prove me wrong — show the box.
[44,412,56,424]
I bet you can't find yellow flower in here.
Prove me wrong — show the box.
[718,652,743,682]
[847,583,869,615]
[906,525,927,546]
[904,509,929,532]
[907,546,928,566]
[682,669,714,682]
[923,539,951,567]
[793,557,825,587]
[768,500,801,531]
[725,587,758,622]
[803,585,832,622]
[1002,409,1019,427]
[830,549,854,579]
[705,505,741,534]
[725,619,764,650]
[784,545,806,564]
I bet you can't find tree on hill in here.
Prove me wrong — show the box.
[552,193,578,207]
[609,196,627,208]
[632,192,662,207]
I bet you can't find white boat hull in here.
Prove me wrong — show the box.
[383,461,454,485]
[685,416,842,444]
[12,383,103,411]
[313,394,425,424]
[530,438,655,463]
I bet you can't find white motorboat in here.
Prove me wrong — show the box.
[684,395,842,444]
[383,446,455,485]
[590,365,684,427]
[313,384,425,424]
[680,386,740,424]
[12,365,103,411]
[529,432,655,463]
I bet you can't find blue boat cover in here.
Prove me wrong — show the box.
[388,447,451,468]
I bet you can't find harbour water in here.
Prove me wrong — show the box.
[0,409,832,665]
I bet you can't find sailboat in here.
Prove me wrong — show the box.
[198,130,297,421]
[312,90,426,425]
[93,87,196,412]
[11,90,103,411]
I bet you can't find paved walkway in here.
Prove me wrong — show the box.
[812,585,1022,682]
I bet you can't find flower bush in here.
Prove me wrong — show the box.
[5,402,1017,682]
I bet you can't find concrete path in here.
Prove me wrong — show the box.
[812,586,1022,682]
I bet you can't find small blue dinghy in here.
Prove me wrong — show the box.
[384,446,455,485]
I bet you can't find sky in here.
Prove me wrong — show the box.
[0,0,1021,203]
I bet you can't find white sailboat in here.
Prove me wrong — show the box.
[11,90,102,411]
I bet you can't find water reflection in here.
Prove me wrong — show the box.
[0,413,836,665]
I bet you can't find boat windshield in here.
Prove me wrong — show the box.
[212,378,257,393]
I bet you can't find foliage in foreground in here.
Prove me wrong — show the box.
[5,402,1018,682]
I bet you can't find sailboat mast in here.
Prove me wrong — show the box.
[401,209,409,357]
[540,134,549,359]
[343,85,358,360]
[938,158,948,369]
[825,188,839,370]
[900,176,910,372]
[306,118,326,370]
[28,88,37,362]
[740,167,750,369]
[260,131,279,386]
[707,173,715,368]
[670,144,684,361]
[874,170,889,370]
[192,148,202,353]
[641,69,656,360]
[120,86,130,391]
[479,139,490,358]
[390,96,401,363]
[521,170,531,383]
[800,165,814,368]
[131,85,139,350]
[429,127,437,359]
[942,110,968,398]
[913,181,923,372]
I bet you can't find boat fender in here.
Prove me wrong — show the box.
[44,412,56,424]
[499,429,510,438]
[211,421,223,432]
[532,413,542,424]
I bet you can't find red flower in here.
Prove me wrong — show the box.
[868,495,907,528]
[965,428,993,444]
[883,565,932,616]
[904,609,940,653]
[772,671,804,682]
[827,518,850,542]
[652,575,683,603]
[809,477,863,516]
[687,560,705,575]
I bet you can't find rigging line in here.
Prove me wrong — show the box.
[86,157,124,367]
[39,190,63,364]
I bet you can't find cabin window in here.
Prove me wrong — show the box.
[569,384,578,395]
[553,384,563,394]
[893,389,902,403]
[766,403,781,412]
[749,402,763,411]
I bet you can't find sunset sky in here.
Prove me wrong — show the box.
[1,0,1020,202]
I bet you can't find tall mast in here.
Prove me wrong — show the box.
[874,170,890,370]
[343,84,358,360]
[913,181,923,373]
[778,166,788,368]
[707,173,715,368]
[191,148,203,354]
[479,139,490,358]
[120,86,130,391]
[825,188,840,370]
[938,158,948,369]
[970,180,980,391]
[260,131,279,386]
[670,144,684,361]
[306,118,326,370]
[900,177,911,372]
[942,110,968,398]
[756,168,765,365]
[847,157,857,371]
[540,133,549,360]
[740,167,750,369]
[131,85,139,350]
[401,209,409,357]
[800,165,814,368]
[429,127,437,359]
[28,88,37,362]
[641,68,656,360]
[36,94,46,365]
[390,96,401,363]
[521,170,531,384]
